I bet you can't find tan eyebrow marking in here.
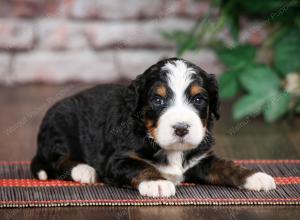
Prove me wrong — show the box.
[190,84,205,96]
[155,85,167,97]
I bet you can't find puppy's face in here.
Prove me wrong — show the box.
[134,58,219,151]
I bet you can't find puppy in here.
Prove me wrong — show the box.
[31,58,276,197]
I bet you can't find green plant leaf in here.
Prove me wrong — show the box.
[274,29,300,75]
[238,0,288,14]
[161,31,190,45]
[263,91,291,122]
[220,0,300,24]
[217,44,256,70]
[227,13,240,43]
[177,37,199,56]
[161,31,199,56]
[219,71,239,99]
[239,65,281,94]
[296,104,300,113]
[233,93,270,120]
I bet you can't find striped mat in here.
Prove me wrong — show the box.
[0,160,299,208]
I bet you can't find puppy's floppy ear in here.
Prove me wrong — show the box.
[207,73,220,120]
[126,63,162,116]
[126,73,146,112]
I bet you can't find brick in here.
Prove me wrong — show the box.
[182,50,224,76]
[43,0,64,17]
[68,0,164,19]
[25,0,66,17]
[116,49,223,80]
[116,49,174,79]
[11,51,120,83]
[164,0,211,17]
[0,0,212,19]
[37,19,88,50]
[0,19,34,51]
[0,0,12,17]
[86,18,194,49]
[0,54,10,83]
[67,0,211,20]
[65,0,98,19]
[4,0,69,18]
[181,0,211,17]
[11,0,44,17]
[9,49,223,84]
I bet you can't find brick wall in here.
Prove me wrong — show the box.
[0,0,265,84]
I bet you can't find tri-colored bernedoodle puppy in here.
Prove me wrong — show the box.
[31,58,276,197]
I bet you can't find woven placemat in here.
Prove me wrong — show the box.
[0,160,299,208]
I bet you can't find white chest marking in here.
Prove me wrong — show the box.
[156,151,184,184]
[156,151,209,184]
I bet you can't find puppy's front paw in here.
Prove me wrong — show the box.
[138,180,176,197]
[243,172,276,191]
[71,164,96,184]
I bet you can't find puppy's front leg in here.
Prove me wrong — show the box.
[106,156,175,197]
[185,155,276,191]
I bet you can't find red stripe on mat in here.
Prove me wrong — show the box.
[0,177,299,187]
[0,161,31,165]
[234,160,300,164]
[0,160,300,165]
[1,198,300,205]
[0,179,91,187]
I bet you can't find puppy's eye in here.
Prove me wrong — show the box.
[192,95,204,105]
[152,96,166,106]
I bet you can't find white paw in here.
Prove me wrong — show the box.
[37,170,48,180]
[243,172,276,191]
[138,180,176,197]
[71,164,96,184]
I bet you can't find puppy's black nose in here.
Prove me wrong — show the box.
[173,123,189,137]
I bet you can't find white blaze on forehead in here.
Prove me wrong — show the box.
[163,60,195,104]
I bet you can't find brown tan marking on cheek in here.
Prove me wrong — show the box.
[145,119,158,140]
[156,85,167,98]
[190,84,205,96]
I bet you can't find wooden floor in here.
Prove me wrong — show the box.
[0,84,299,220]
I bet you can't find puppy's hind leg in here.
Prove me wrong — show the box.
[31,155,50,181]
[53,157,97,184]
[32,154,97,184]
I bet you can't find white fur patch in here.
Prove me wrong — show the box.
[156,151,209,184]
[138,180,176,197]
[243,172,276,191]
[156,60,205,151]
[71,164,96,184]
[163,60,195,99]
[157,151,184,184]
[37,170,48,181]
